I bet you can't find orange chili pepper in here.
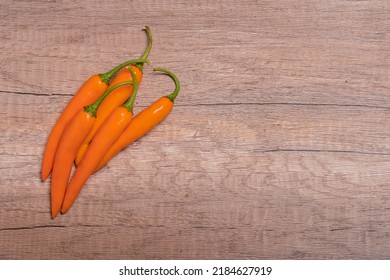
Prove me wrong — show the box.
[50,80,136,219]
[41,56,149,182]
[61,67,140,214]
[95,68,180,171]
[75,26,152,166]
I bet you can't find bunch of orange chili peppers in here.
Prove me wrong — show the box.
[41,26,181,219]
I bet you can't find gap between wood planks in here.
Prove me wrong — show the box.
[1,89,390,110]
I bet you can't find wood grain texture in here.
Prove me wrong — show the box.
[0,0,389,259]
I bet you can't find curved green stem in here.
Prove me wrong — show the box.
[153,68,180,102]
[122,66,139,113]
[84,81,134,117]
[134,26,153,71]
[99,58,150,85]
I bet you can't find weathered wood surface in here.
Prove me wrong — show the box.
[0,0,389,259]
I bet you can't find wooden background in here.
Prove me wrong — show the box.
[0,0,389,259]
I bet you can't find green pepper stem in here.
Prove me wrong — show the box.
[99,58,150,85]
[134,26,153,71]
[84,81,134,117]
[153,68,180,102]
[122,66,139,113]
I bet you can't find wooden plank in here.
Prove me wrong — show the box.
[1,95,389,259]
[0,1,388,107]
[0,0,389,259]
